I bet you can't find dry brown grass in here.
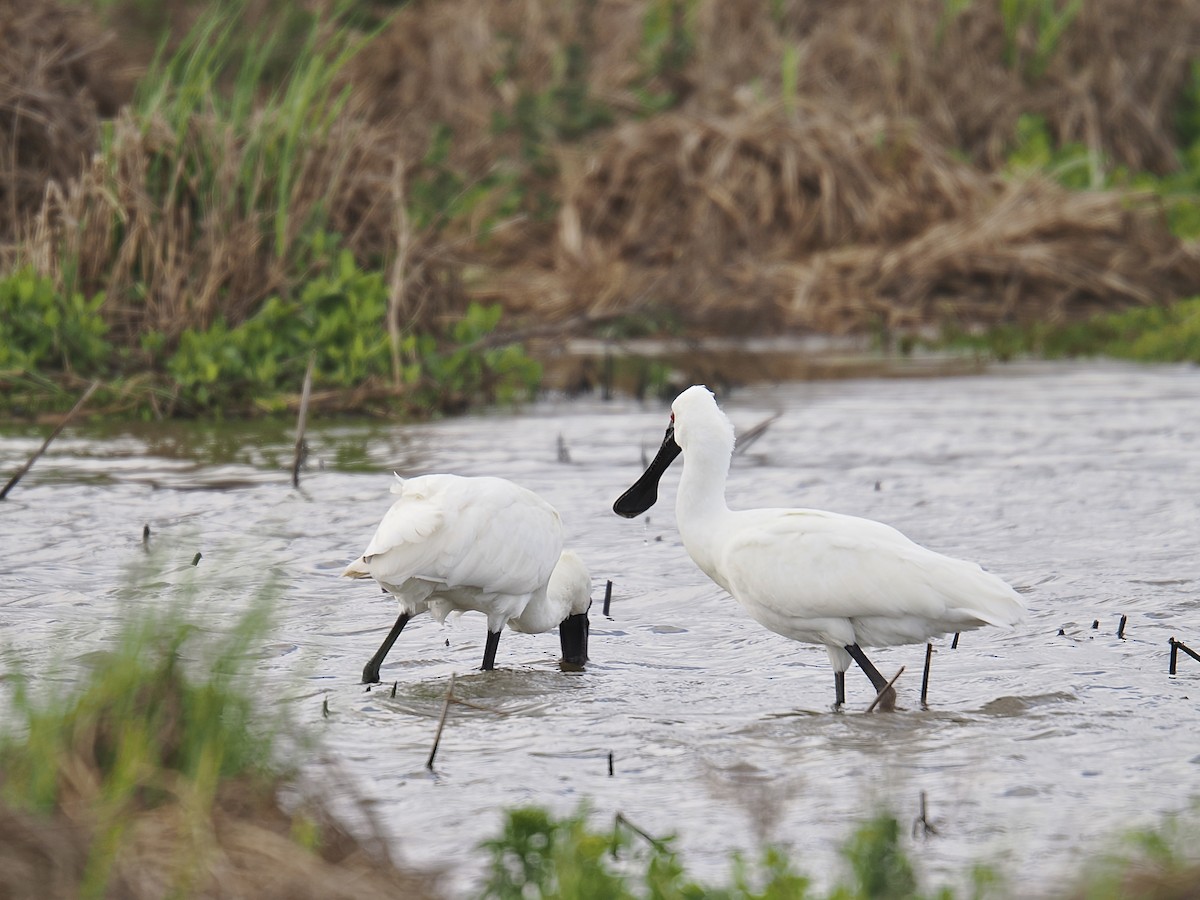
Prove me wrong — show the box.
[0,0,135,246]
[0,776,443,900]
[6,0,1200,347]
[496,106,1200,334]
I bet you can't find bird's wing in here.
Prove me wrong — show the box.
[349,475,563,595]
[720,508,1023,626]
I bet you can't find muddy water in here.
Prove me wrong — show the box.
[2,361,1199,894]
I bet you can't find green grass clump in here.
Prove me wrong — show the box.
[129,1,362,264]
[0,571,280,895]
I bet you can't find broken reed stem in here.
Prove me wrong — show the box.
[292,354,315,488]
[0,380,99,500]
[426,672,457,770]
[866,665,906,713]
[1170,637,1200,674]
[386,160,410,389]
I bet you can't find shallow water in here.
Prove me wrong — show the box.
[2,361,1199,894]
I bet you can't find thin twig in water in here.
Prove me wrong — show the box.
[292,354,315,488]
[866,665,906,713]
[426,672,457,770]
[920,643,933,708]
[451,696,516,715]
[614,812,670,853]
[1,380,99,500]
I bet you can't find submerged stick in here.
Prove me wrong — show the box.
[866,666,906,713]
[1,380,99,501]
[614,812,669,853]
[912,791,939,838]
[292,354,315,488]
[603,580,613,617]
[426,672,457,770]
[920,643,933,708]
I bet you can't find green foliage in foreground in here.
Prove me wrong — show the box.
[480,805,957,900]
[481,803,1200,900]
[0,563,284,894]
[940,297,1200,364]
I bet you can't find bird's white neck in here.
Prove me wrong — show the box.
[506,585,559,633]
[674,433,733,576]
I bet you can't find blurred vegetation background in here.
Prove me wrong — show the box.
[2,0,1200,417]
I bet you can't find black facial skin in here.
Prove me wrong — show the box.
[613,423,681,518]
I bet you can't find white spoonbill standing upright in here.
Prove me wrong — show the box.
[346,474,591,683]
[613,386,1025,711]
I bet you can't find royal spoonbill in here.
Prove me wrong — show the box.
[613,385,1025,711]
[345,474,591,683]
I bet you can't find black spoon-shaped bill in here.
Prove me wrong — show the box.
[612,423,682,518]
[559,610,590,666]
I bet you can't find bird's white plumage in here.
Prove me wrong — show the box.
[664,385,1025,674]
[344,473,584,634]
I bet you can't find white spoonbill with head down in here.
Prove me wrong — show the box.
[345,474,591,683]
[613,385,1025,711]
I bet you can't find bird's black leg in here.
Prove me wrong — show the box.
[834,671,846,710]
[482,630,502,670]
[363,612,410,683]
[845,643,897,711]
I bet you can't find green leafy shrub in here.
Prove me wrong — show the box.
[167,249,391,410]
[401,301,542,412]
[0,268,110,374]
[167,247,540,413]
